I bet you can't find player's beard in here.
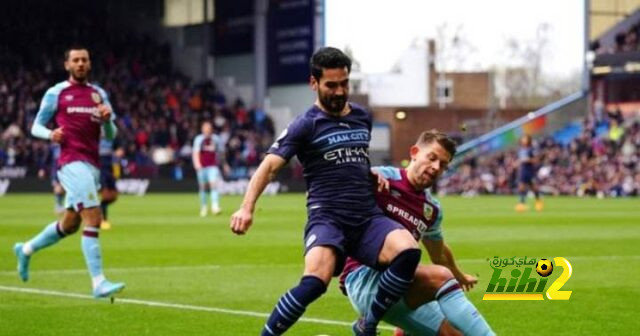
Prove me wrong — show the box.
[70,69,89,83]
[319,93,347,116]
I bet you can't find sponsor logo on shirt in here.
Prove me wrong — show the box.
[385,203,428,235]
[66,106,102,123]
[67,106,99,114]
[323,147,369,164]
[326,130,369,145]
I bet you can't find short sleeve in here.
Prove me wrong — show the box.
[372,166,402,180]
[267,115,310,162]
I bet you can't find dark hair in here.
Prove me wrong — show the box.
[416,129,457,157]
[64,45,90,61]
[310,47,352,81]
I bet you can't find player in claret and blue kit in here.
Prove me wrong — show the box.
[192,121,225,217]
[341,130,494,336]
[13,46,124,299]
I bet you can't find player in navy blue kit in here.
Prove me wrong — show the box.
[515,135,543,212]
[230,47,421,336]
[99,136,118,229]
[37,143,65,214]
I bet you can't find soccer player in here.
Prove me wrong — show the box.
[515,134,543,212]
[13,46,125,298]
[38,143,65,214]
[340,130,494,336]
[230,47,421,336]
[192,121,226,216]
[99,136,118,229]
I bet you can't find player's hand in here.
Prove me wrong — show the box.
[457,273,478,291]
[97,104,112,122]
[372,170,389,192]
[230,207,253,235]
[37,169,46,179]
[51,127,64,143]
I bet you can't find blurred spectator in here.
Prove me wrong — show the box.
[0,4,275,181]
[439,116,640,197]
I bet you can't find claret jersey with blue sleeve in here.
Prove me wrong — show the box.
[267,103,381,223]
[373,166,444,241]
[31,80,115,169]
[338,165,444,292]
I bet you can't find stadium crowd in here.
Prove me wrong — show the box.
[591,18,640,54]
[438,114,640,197]
[1,2,637,198]
[0,5,275,181]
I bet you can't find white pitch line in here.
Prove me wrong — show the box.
[1,255,638,276]
[0,264,222,276]
[0,285,394,330]
[0,263,300,276]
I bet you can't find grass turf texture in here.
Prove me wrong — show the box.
[1,194,639,335]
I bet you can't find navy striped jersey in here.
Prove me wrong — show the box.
[267,103,381,224]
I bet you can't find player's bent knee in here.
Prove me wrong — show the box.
[391,248,421,270]
[79,207,103,228]
[423,265,454,289]
[61,212,82,234]
[303,246,337,284]
[393,229,420,249]
[380,230,420,264]
[63,223,81,234]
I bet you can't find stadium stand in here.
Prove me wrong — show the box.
[439,114,640,197]
[0,2,275,182]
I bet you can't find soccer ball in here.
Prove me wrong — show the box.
[536,259,553,277]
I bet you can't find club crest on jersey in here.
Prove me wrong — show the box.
[91,92,102,104]
[390,190,401,198]
[423,203,434,220]
[64,95,73,101]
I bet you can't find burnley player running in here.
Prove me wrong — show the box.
[230,47,420,336]
[193,121,225,216]
[13,46,125,298]
[341,130,494,336]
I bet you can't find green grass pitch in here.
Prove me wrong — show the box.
[1,193,639,335]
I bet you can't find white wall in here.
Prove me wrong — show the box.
[267,84,315,133]
[366,45,430,107]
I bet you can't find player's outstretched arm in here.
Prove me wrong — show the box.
[230,154,286,235]
[424,239,477,291]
